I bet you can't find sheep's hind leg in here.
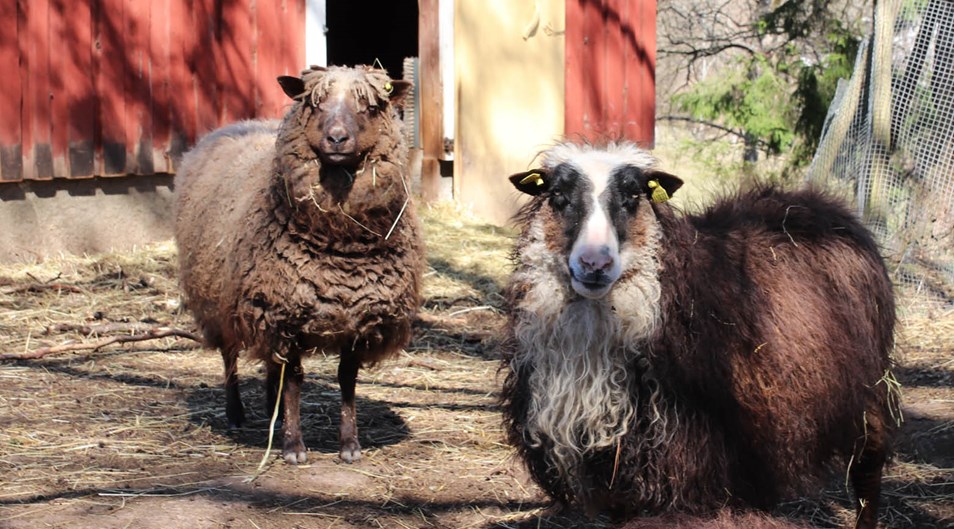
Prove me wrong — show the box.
[221,347,245,429]
[337,351,361,463]
[280,355,307,464]
[850,411,888,529]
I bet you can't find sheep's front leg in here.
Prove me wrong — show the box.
[280,355,307,464]
[337,351,361,463]
[265,362,285,430]
[221,346,245,429]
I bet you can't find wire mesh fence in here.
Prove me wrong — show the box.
[808,0,954,308]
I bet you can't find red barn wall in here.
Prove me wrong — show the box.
[0,0,305,182]
[565,0,656,146]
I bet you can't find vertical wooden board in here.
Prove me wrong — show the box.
[23,0,54,180]
[564,0,585,136]
[167,0,197,164]
[94,0,127,176]
[250,0,262,116]
[624,0,655,145]
[261,0,305,119]
[48,0,68,177]
[150,0,173,173]
[255,0,290,118]
[566,0,656,144]
[0,0,22,180]
[217,0,254,123]
[279,0,306,75]
[603,0,625,136]
[585,0,608,138]
[123,0,153,175]
[419,0,442,202]
[565,0,605,139]
[51,0,96,178]
[193,0,220,136]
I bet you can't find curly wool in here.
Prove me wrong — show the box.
[175,67,422,366]
[501,146,896,520]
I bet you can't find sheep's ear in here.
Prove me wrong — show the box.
[277,76,307,101]
[644,170,684,204]
[386,80,412,109]
[509,169,549,196]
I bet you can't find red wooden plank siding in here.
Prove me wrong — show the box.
[51,1,96,178]
[627,0,656,143]
[94,0,127,176]
[565,0,656,145]
[49,0,68,178]
[0,1,21,180]
[150,0,173,173]
[23,0,54,180]
[123,0,152,175]
[218,1,253,124]
[168,0,197,169]
[256,0,287,118]
[1,0,305,181]
[193,1,222,138]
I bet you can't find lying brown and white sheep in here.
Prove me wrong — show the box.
[500,141,897,529]
[175,65,423,464]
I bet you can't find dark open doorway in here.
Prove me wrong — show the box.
[325,1,419,80]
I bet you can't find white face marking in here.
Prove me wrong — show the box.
[568,153,623,298]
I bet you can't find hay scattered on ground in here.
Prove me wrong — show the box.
[0,204,950,528]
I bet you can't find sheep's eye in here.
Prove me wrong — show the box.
[549,189,568,211]
[622,194,639,213]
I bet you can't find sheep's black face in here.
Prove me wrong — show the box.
[509,144,683,299]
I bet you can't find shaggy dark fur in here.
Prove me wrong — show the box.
[619,510,814,529]
[175,65,423,464]
[501,143,896,529]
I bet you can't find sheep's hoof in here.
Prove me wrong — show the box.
[283,440,307,465]
[283,449,307,465]
[226,405,245,430]
[339,440,362,463]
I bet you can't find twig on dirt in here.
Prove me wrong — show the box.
[45,322,176,336]
[0,282,85,295]
[446,305,497,318]
[0,327,202,361]
[406,358,446,371]
[413,313,467,328]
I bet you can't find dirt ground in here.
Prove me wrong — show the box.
[0,204,951,529]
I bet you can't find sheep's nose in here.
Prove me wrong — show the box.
[579,247,614,273]
[326,127,350,146]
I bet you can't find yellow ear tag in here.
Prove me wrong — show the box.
[519,172,545,186]
[648,179,670,204]
[384,81,393,94]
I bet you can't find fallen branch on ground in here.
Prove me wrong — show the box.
[0,282,86,295]
[45,322,176,336]
[0,327,202,361]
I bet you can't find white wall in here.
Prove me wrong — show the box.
[305,0,327,67]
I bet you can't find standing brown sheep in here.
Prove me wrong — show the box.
[175,65,423,464]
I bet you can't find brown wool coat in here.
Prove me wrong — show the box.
[175,96,423,367]
[502,186,895,518]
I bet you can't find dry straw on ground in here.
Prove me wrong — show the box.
[0,203,950,528]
